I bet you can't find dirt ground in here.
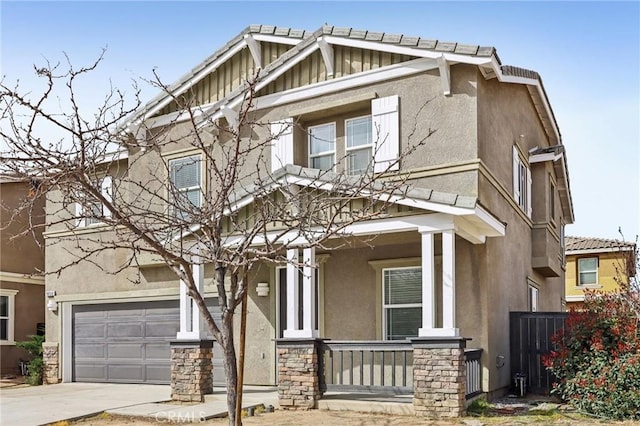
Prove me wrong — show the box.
[66,410,640,426]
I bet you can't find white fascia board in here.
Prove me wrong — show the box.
[255,57,438,110]
[565,295,585,302]
[322,36,493,66]
[137,40,247,124]
[252,33,304,46]
[0,271,44,285]
[472,205,506,236]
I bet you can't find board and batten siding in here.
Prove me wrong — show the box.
[158,44,417,115]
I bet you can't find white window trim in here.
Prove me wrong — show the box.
[512,146,531,218]
[527,282,539,312]
[75,176,112,228]
[308,122,336,171]
[168,154,204,218]
[577,257,599,287]
[345,114,373,175]
[0,289,19,345]
[381,266,422,340]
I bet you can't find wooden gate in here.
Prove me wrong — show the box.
[509,312,567,394]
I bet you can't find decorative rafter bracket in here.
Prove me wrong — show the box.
[244,34,262,70]
[317,37,334,78]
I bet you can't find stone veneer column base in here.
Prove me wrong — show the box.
[42,342,60,385]
[170,340,214,402]
[276,338,321,410]
[411,337,468,418]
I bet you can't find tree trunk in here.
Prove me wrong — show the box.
[221,312,238,426]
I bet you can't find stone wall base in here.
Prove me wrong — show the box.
[42,342,60,385]
[412,337,467,418]
[170,340,213,402]
[276,339,321,410]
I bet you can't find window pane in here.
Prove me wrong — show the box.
[579,258,597,272]
[309,124,335,154]
[579,272,597,285]
[311,154,334,171]
[170,156,201,189]
[0,319,7,340]
[346,116,372,148]
[386,307,421,340]
[348,148,372,175]
[384,268,421,305]
[0,296,7,317]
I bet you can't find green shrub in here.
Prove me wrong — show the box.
[16,334,44,385]
[543,291,640,419]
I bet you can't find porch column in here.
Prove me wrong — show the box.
[283,248,318,338]
[177,258,204,340]
[418,229,459,337]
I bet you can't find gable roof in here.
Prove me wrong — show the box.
[566,236,636,254]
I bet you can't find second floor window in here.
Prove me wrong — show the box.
[578,257,598,286]
[76,176,112,227]
[308,123,335,171]
[346,115,373,175]
[169,155,202,219]
[513,146,531,217]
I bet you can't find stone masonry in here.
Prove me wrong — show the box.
[42,342,60,385]
[412,338,467,418]
[276,339,321,410]
[170,340,213,402]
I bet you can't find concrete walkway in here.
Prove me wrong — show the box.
[0,383,278,426]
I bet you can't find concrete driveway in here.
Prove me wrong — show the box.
[0,382,170,426]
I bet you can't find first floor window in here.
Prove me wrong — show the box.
[169,155,202,219]
[578,257,598,286]
[309,123,335,171]
[0,289,18,343]
[528,284,539,312]
[346,115,373,175]
[383,267,421,340]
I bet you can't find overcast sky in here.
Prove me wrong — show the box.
[1,1,638,241]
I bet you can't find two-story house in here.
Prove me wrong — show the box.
[0,176,46,376]
[42,25,573,415]
[565,236,636,309]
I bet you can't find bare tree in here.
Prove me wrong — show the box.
[0,53,432,424]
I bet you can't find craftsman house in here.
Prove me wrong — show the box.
[42,25,573,417]
[0,176,46,376]
[564,236,636,309]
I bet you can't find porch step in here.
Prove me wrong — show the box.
[318,393,414,416]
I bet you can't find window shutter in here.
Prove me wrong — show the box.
[526,167,532,218]
[512,146,520,203]
[101,176,112,218]
[371,95,399,173]
[75,200,85,227]
[270,119,294,173]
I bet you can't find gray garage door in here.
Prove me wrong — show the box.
[73,300,225,385]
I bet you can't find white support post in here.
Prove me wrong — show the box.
[283,249,301,338]
[302,247,318,337]
[418,231,436,336]
[177,258,205,340]
[441,230,459,336]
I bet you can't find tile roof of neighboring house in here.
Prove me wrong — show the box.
[566,236,636,253]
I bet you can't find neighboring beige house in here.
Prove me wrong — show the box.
[42,25,574,413]
[0,176,46,376]
[564,236,637,309]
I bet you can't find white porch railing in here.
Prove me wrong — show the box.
[464,348,483,399]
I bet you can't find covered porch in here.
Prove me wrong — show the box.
[275,209,503,418]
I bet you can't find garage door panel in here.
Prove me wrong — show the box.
[146,365,171,383]
[108,364,143,382]
[108,343,143,359]
[75,365,107,381]
[75,343,105,359]
[146,321,179,337]
[145,343,170,360]
[107,308,144,318]
[107,323,144,338]
[75,323,106,339]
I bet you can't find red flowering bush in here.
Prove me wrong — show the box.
[543,290,640,419]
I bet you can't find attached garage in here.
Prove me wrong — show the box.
[72,299,225,384]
